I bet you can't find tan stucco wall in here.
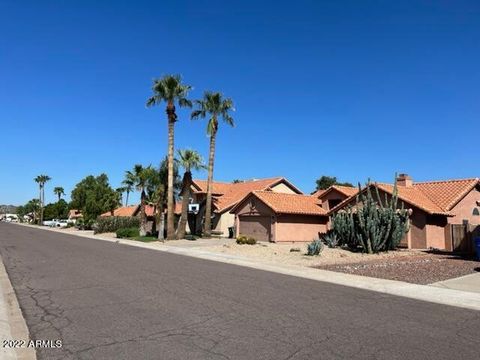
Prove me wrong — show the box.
[425,215,448,249]
[270,182,298,194]
[448,186,480,225]
[274,214,328,242]
[214,212,235,236]
[318,189,350,211]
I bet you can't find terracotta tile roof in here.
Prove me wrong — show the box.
[329,178,480,216]
[192,177,302,213]
[311,189,326,198]
[314,185,358,199]
[101,205,138,217]
[331,185,358,197]
[100,204,158,217]
[413,178,479,211]
[249,191,327,216]
[375,183,448,215]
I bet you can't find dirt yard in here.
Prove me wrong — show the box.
[200,241,423,267]
[317,253,480,284]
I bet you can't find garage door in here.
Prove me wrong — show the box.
[239,216,271,242]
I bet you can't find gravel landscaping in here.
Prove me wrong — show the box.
[317,252,480,284]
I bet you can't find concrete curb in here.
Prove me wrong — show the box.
[15,223,480,312]
[0,250,36,360]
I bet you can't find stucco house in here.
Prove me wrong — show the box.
[330,174,480,251]
[190,177,303,236]
[100,204,184,234]
[67,209,82,223]
[230,191,328,242]
[313,185,358,211]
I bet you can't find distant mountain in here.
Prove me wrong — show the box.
[0,205,18,214]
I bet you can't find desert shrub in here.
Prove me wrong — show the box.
[94,216,140,234]
[306,240,324,256]
[75,218,93,230]
[322,230,339,248]
[116,227,140,239]
[236,235,257,245]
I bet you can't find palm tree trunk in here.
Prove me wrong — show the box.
[139,190,147,236]
[38,185,42,225]
[204,133,216,237]
[176,171,192,239]
[125,190,130,206]
[156,202,165,241]
[40,185,45,225]
[166,102,176,240]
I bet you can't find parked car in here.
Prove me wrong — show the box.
[43,219,68,228]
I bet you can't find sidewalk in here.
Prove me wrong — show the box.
[15,223,480,312]
[431,273,480,294]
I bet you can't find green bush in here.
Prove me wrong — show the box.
[75,218,94,230]
[236,235,257,245]
[116,227,140,239]
[306,240,324,256]
[94,216,140,234]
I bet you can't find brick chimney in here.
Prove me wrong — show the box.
[396,173,413,187]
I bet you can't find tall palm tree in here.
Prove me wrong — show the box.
[128,164,156,236]
[147,157,182,240]
[191,92,235,237]
[53,187,65,201]
[34,175,51,225]
[121,173,135,206]
[176,149,206,239]
[115,187,126,207]
[146,74,192,240]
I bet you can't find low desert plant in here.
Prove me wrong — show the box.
[322,230,339,248]
[75,218,93,230]
[94,216,140,234]
[306,240,324,256]
[236,235,257,245]
[116,227,140,238]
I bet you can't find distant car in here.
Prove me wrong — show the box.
[43,220,56,227]
[52,219,68,228]
[42,219,67,227]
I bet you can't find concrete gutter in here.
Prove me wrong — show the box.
[15,224,480,312]
[0,252,36,360]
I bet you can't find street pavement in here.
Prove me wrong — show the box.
[0,222,479,360]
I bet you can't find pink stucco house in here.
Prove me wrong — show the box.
[190,177,303,236]
[230,191,328,242]
[331,174,480,250]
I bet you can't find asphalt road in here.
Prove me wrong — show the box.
[0,223,479,360]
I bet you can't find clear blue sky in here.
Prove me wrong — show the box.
[1,0,479,205]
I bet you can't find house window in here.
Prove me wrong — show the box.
[328,199,342,209]
[473,208,480,216]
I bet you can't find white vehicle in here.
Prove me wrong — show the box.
[43,220,56,226]
[43,219,68,228]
